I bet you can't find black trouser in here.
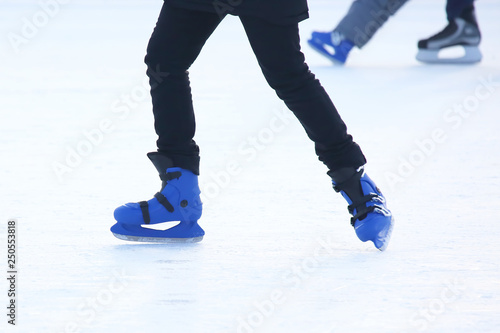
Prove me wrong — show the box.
[145,3,366,175]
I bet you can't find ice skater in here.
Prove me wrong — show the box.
[111,0,394,250]
[308,0,482,65]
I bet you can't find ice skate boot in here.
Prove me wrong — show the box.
[329,167,394,251]
[416,8,481,64]
[111,152,204,243]
[308,31,354,65]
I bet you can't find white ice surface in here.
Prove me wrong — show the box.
[1,0,500,332]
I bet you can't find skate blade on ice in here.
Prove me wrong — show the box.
[110,220,204,243]
[112,233,203,243]
[416,46,482,64]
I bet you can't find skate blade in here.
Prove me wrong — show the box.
[112,232,203,243]
[110,220,205,243]
[416,46,482,64]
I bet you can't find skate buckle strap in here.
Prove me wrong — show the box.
[348,194,378,227]
[331,168,363,193]
[347,194,378,215]
[139,201,151,224]
[154,192,175,213]
[137,171,181,224]
[350,206,377,227]
[160,171,182,182]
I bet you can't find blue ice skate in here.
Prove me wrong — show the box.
[308,31,354,65]
[111,153,204,243]
[330,167,394,251]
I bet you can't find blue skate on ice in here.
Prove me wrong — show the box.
[329,167,394,251]
[111,152,204,243]
[308,31,354,65]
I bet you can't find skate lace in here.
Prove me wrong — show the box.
[139,171,182,224]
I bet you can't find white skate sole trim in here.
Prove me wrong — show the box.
[112,232,203,243]
[416,46,482,64]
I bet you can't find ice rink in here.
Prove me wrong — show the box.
[1,0,500,332]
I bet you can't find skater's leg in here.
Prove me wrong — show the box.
[240,16,366,171]
[145,3,224,173]
[240,16,393,250]
[111,5,224,242]
[334,0,409,48]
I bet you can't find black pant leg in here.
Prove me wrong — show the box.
[446,0,475,20]
[239,16,366,171]
[145,3,224,172]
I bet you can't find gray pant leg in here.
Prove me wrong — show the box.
[335,0,409,48]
